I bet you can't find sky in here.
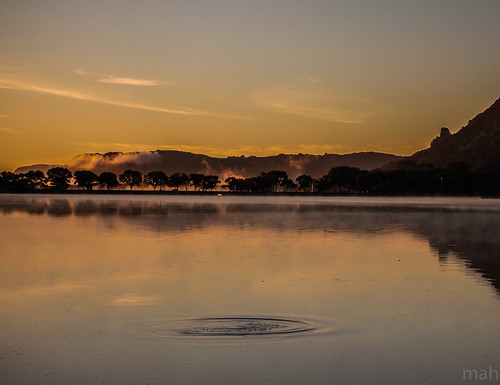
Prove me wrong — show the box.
[1,0,499,171]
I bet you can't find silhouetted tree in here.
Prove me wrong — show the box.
[282,178,297,192]
[381,163,441,195]
[119,170,142,190]
[0,171,45,192]
[261,170,289,192]
[179,173,190,191]
[241,178,256,192]
[296,174,313,192]
[74,170,99,190]
[167,173,183,190]
[224,176,260,192]
[168,173,190,191]
[22,170,46,189]
[144,171,168,191]
[326,166,362,192]
[47,167,72,191]
[356,170,377,193]
[243,171,288,193]
[246,175,272,193]
[224,176,245,192]
[0,171,14,191]
[201,175,220,191]
[0,171,25,192]
[189,173,205,191]
[0,171,15,184]
[98,172,119,190]
[313,176,330,193]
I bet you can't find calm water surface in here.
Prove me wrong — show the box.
[1,194,500,384]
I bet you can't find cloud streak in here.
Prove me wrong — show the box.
[98,76,169,86]
[0,77,244,118]
[74,68,91,76]
[252,87,365,124]
[76,68,171,86]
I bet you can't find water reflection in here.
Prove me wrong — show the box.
[1,194,500,385]
[2,195,500,293]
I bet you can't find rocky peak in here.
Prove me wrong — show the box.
[410,97,500,172]
[440,127,451,137]
[431,127,452,147]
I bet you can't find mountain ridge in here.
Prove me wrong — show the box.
[409,97,500,172]
[15,151,402,179]
[14,97,500,177]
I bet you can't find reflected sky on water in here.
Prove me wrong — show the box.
[1,194,500,385]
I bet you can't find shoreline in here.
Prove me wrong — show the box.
[0,190,498,199]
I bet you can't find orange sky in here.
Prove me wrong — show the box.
[1,1,499,171]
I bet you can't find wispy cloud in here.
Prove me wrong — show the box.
[75,68,171,86]
[0,127,21,135]
[252,87,365,124]
[74,68,90,76]
[98,76,169,86]
[0,78,222,117]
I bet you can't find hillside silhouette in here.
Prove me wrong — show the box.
[13,97,500,179]
[410,97,500,172]
[15,151,401,180]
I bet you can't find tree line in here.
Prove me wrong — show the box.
[221,163,499,195]
[0,168,221,192]
[1,161,499,195]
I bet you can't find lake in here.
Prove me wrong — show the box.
[1,194,500,384]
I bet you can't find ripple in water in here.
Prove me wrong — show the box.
[144,317,319,338]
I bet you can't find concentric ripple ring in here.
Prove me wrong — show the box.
[146,317,317,337]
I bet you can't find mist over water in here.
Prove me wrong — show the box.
[1,195,499,384]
